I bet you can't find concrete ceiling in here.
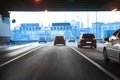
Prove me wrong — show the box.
[0,0,119,17]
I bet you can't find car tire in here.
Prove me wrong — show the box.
[119,54,120,63]
[94,45,97,48]
[80,45,82,48]
[103,48,110,62]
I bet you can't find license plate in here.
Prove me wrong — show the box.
[86,41,91,43]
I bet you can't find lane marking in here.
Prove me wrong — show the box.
[0,46,44,67]
[69,47,120,80]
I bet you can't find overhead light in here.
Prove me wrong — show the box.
[44,10,48,12]
[34,0,41,3]
[112,8,118,12]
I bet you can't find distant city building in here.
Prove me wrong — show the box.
[92,22,120,42]
[11,21,120,42]
[92,22,104,39]
[51,23,71,30]
[11,23,41,40]
[51,22,73,39]
[20,23,40,31]
[102,22,120,38]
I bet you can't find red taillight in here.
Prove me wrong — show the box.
[92,38,96,40]
[80,38,85,40]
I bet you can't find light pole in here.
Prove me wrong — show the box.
[87,12,89,33]
[76,16,83,28]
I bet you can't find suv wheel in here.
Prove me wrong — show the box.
[80,45,82,48]
[94,45,97,48]
[91,46,93,48]
[103,48,110,62]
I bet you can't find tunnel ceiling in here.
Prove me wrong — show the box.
[0,0,119,17]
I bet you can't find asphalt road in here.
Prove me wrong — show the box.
[0,44,113,80]
[75,46,120,79]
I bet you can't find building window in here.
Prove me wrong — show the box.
[54,27,56,30]
[29,27,31,30]
[63,26,64,30]
[60,26,62,30]
[57,27,59,30]
[23,27,25,30]
[51,27,53,30]
[33,27,34,31]
[67,26,69,30]
[26,27,28,30]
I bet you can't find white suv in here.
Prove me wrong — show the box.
[103,29,120,63]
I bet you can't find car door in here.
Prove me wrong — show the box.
[107,30,120,61]
[111,31,120,61]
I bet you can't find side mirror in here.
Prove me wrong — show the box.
[109,35,117,41]
[104,38,109,42]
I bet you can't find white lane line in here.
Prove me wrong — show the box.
[69,47,120,80]
[0,46,44,67]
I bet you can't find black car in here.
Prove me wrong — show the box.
[54,36,66,46]
[78,33,97,48]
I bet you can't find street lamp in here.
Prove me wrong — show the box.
[76,16,83,28]
[44,10,48,12]
[87,12,89,33]
[87,12,89,28]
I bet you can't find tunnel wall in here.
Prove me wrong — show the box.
[0,15,11,43]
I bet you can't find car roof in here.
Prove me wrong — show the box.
[80,33,95,38]
[55,36,64,37]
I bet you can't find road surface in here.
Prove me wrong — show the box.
[0,42,114,80]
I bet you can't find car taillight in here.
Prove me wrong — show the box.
[80,38,85,40]
[92,38,96,40]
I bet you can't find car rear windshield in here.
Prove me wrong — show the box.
[56,36,64,39]
[82,34,95,38]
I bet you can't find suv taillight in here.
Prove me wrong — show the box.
[80,38,85,40]
[92,38,96,40]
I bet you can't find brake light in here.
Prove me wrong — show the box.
[81,38,85,40]
[92,38,96,40]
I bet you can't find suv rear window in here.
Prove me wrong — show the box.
[82,34,95,38]
[55,36,64,39]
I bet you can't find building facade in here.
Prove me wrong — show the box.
[11,23,41,41]
[92,22,120,42]
[51,23,73,39]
